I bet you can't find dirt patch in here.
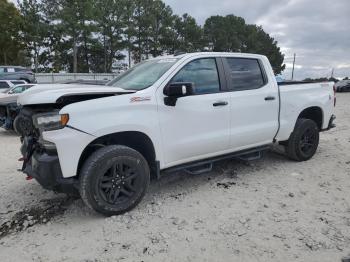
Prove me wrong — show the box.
[0,197,74,239]
[216,181,237,188]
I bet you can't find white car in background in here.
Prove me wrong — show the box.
[0,84,36,102]
[0,80,27,93]
[0,84,36,131]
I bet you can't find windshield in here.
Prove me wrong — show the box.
[107,58,179,90]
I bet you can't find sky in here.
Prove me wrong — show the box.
[164,0,350,80]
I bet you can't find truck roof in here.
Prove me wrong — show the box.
[151,52,267,60]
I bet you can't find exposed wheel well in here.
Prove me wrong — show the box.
[297,106,323,130]
[77,131,157,179]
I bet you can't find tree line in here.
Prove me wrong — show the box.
[0,0,285,74]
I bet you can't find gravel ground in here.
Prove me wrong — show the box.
[0,93,349,262]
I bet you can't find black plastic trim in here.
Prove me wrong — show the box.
[23,151,78,193]
[162,145,271,175]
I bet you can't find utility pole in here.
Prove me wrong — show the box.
[331,68,334,79]
[291,53,296,80]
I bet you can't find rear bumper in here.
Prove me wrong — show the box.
[321,114,336,131]
[23,151,78,194]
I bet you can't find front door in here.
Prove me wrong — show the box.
[158,57,231,167]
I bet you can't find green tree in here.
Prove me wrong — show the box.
[18,0,50,72]
[204,15,246,52]
[243,25,285,74]
[130,0,178,62]
[0,0,24,65]
[204,14,285,74]
[147,1,174,57]
[43,0,95,72]
[171,13,203,53]
[93,0,126,72]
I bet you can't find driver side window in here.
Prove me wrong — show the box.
[171,58,220,95]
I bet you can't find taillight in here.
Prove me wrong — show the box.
[333,85,336,107]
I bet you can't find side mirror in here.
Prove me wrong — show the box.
[163,82,194,106]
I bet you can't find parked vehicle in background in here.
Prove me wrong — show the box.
[0,66,36,83]
[0,80,27,93]
[0,84,36,131]
[0,84,36,101]
[335,79,350,92]
[17,52,336,216]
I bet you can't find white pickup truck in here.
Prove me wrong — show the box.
[17,52,336,216]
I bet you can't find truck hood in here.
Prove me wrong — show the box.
[17,84,135,106]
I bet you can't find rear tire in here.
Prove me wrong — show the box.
[285,118,319,161]
[79,145,150,216]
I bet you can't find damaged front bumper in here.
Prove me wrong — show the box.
[21,137,78,194]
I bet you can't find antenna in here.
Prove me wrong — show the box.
[291,53,296,80]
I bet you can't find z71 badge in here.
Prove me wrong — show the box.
[130,96,151,103]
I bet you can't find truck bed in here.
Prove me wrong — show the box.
[276,81,335,141]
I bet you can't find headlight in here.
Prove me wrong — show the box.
[33,112,69,131]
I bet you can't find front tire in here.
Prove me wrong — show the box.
[285,118,319,161]
[79,145,150,216]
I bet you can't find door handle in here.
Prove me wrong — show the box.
[264,96,276,101]
[213,101,228,107]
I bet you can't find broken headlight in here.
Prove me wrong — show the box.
[33,112,69,131]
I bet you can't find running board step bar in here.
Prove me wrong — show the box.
[162,145,271,176]
[237,151,263,161]
[185,163,213,175]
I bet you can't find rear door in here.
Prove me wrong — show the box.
[222,57,279,149]
[158,57,231,166]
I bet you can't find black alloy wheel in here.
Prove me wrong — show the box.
[299,127,318,156]
[97,159,142,205]
[80,145,150,216]
[285,118,319,161]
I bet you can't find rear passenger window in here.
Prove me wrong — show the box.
[6,68,15,73]
[225,58,265,90]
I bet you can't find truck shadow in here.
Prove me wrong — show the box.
[146,150,288,202]
[0,149,289,236]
